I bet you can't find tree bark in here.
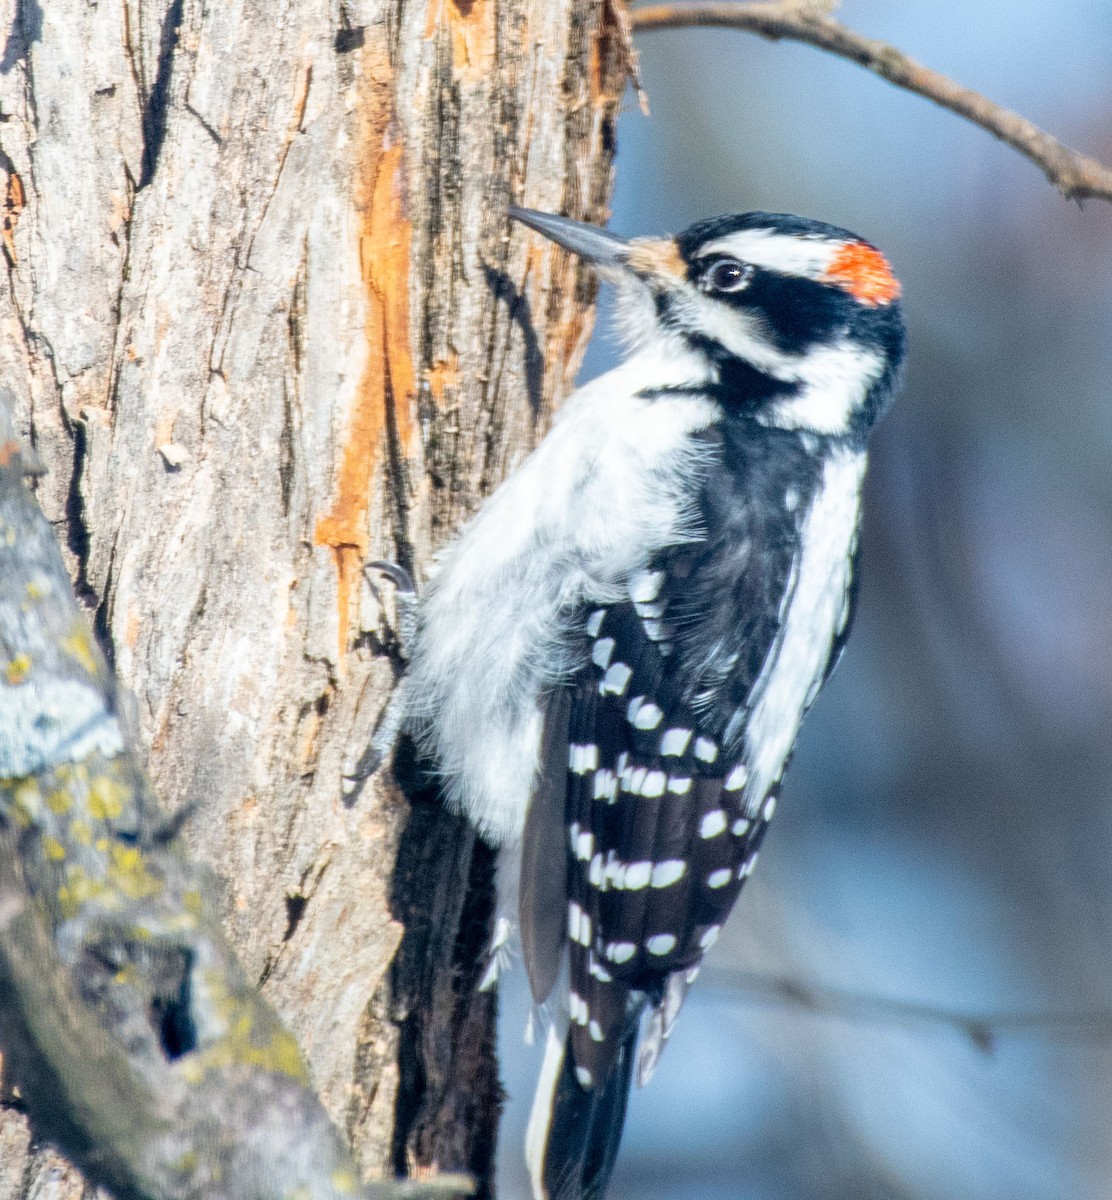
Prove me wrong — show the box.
[0,1,627,1196]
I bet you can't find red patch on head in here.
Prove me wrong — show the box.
[824,242,901,306]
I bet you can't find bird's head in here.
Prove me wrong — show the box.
[510,206,906,439]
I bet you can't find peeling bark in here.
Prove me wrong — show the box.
[0,1,626,1196]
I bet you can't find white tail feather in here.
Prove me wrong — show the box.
[525,1016,568,1200]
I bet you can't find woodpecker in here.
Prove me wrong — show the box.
[397,206,905,1199]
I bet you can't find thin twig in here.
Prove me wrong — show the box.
[699,966,1112,1053]
[631,1,1112,203]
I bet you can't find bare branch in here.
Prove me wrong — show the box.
[700,966,1112,1053]
[631,1,1112,203]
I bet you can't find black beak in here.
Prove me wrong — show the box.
[509,206,630,268]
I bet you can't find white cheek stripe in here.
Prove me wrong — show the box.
[762,342,885,435]
[670,287,884,435]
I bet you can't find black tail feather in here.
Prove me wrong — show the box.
[539,1015,640,1200]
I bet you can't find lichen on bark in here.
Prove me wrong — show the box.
[0,0,628,1196]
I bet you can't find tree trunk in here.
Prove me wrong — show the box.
[0,1,626,1195]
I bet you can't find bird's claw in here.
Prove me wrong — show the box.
[364,560,418,659]
[343,561,419,805]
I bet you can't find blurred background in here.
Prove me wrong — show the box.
[497,2,1112,1197]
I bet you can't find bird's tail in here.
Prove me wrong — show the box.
[525,1008,641,1200]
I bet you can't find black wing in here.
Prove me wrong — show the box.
[522,423,856,1089]
[556,595,777,1087]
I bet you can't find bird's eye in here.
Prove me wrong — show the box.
[704,258,753,294]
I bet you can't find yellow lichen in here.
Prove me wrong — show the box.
[43,836,65,861]
[46,789,72,814]
[5,653,31,685]
[70,819,92,845]
[53,762,78,785]
[9,780,42,823]
[181,974,310,1083]
[61,627,99,676]
[175,1022,308,1082]
[87,774,127,821]
[330,1169,358,1194]
[178,1057,204,1085]
[108,843,162,900]
[57,866,105,919]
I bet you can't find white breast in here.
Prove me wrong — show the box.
[741,444,866,809]
[405,341,719,846]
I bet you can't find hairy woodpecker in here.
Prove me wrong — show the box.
[399,206,905,1199]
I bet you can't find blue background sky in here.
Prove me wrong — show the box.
[499,4,1112,1197]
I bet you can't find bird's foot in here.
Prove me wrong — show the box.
[341,561,418,803]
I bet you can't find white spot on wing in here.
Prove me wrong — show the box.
[632,700,663,730]
[589,954,613,982]
[593,769,617,801]
[630,570,664,603]
[601,662,633,695]
[592,637,615,669]
[607,941,637,964]
[651,860,686,887]
[569,744,598,774]
[699,809,727,838]
[641,617,667,641]
[724,763,748,791]
[694,737,718,763]
[660,728,693,756]
[624,862,652,890]
[568,902,592,946]
[641,769,667,797]
[646,933,677,956]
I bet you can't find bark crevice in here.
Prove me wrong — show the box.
[0,1,628,1193]
[138,0,183,189]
